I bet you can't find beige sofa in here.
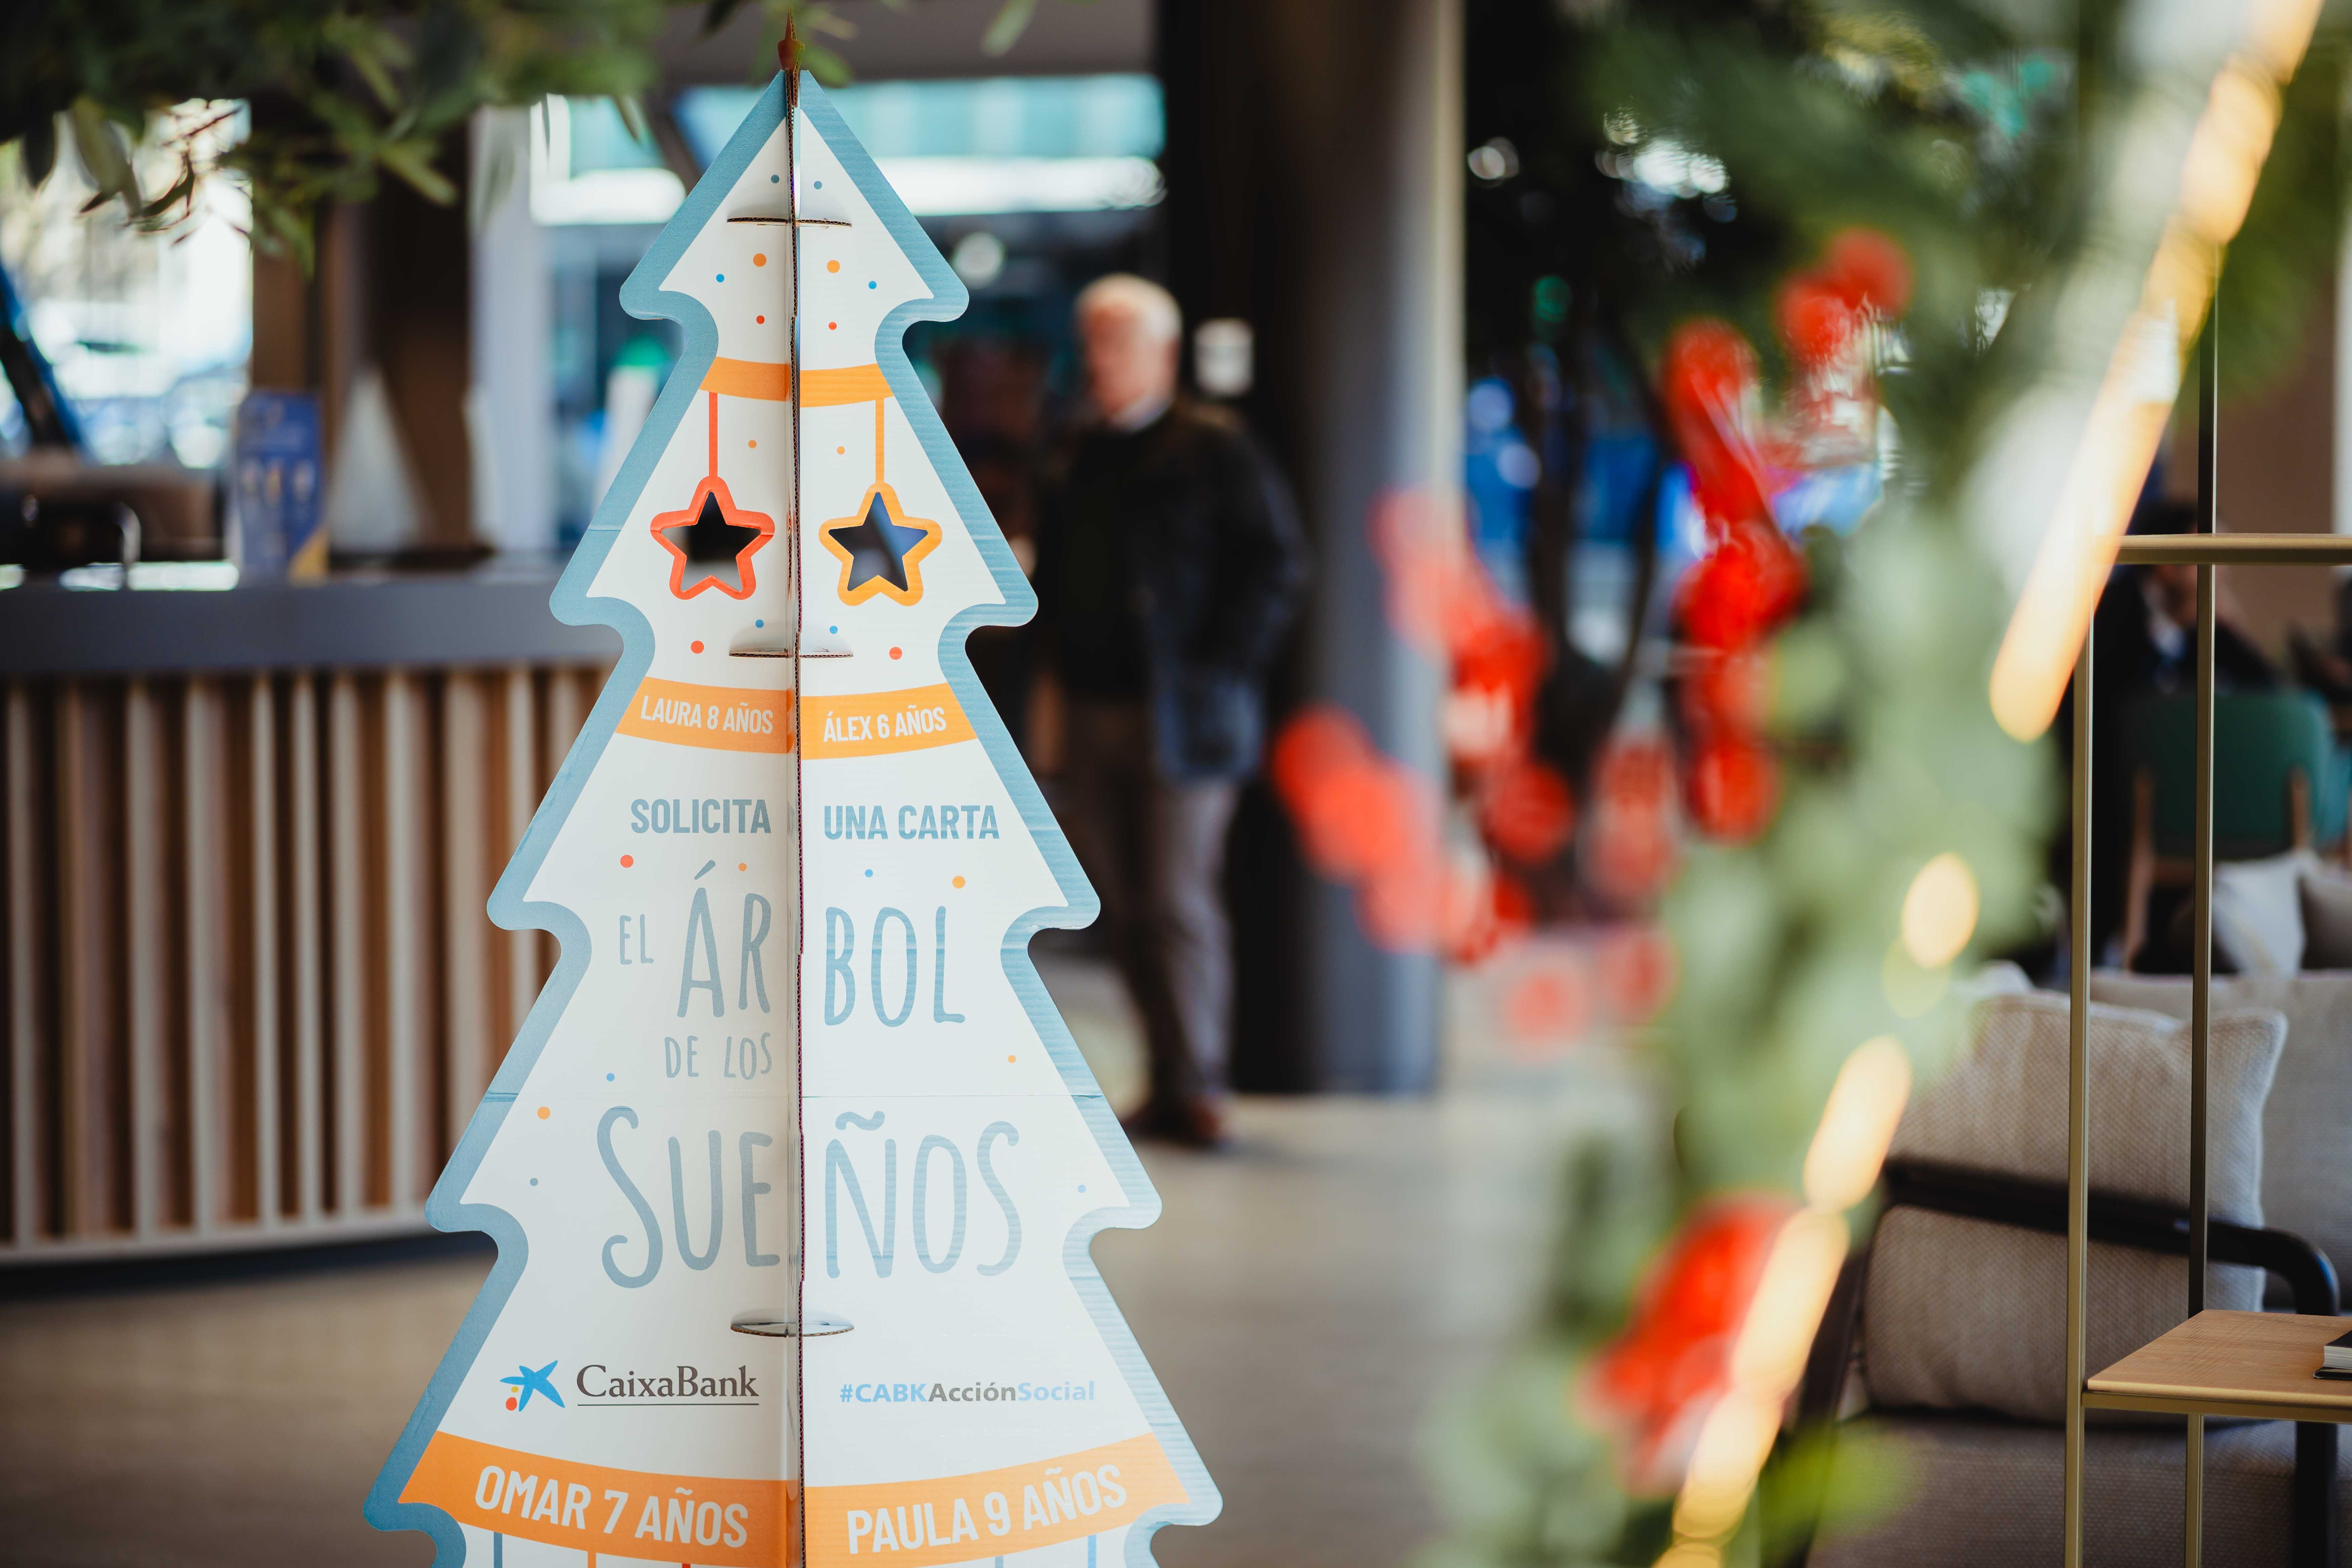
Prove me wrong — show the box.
[1805,977,2352,1566]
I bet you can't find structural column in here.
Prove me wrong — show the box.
[470,109,555,553]
[1162,0,1462,1091]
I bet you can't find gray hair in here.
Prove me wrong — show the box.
[1074,273,1181,344]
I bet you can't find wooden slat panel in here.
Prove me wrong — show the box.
[442,674,489,1127]
[54,684,81,1239]
[359,677,393,1210]
[249,678,282,1227]
[217,677,257,1224]
[183,678,224,1231]
[288,674,325,1221]
[0,659,610,1260]
[56,683,95,1235]
[5,684,41,1244]
[328,672,367,1213]
[503,668,537,1044]
[162,685,190,1230]
[124,680,164,1235]
[384,671,425,1209]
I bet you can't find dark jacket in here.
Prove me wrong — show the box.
[1035,397,1309,779]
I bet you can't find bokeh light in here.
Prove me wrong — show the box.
[1802,1035,1914,1212]
[1899,851,1979,969]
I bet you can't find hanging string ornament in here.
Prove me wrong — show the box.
[650,390,776,600]
[818,393,942,606]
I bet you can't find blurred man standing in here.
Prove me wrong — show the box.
[1032,275,1308,1147]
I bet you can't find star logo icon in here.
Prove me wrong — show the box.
[651,476,774,601]
[499,1360,564,1413]
[819,481,940,607]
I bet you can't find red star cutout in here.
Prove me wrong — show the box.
[649,475,774,601]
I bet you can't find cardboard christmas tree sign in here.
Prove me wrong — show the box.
[369,70,1218,1568]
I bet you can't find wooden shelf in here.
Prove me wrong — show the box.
[2085,1311,2352,1422]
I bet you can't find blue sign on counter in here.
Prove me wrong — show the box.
[230,391,323,578]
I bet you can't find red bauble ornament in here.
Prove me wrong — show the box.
[1272,709,1416,879]
[1660,319,1771,528]
[1270,706,1363,803]
[1686,731,1780,841]
[1776,275,1855,365]
[1503,961,1589,1046]
[1359,845,1447,953]
[1598,736,1676,814]
[1681,649,1769,738]
[1662,318,1755,415]
[1453,614,1548,703]
[1435,867,1533,966]
[1589,808,1680,903]
[1582,1196,1794,1492]
[1823,228,1913,317]
[1679,521,1805,652]
[1478,756,1577,864]
[1490,870,1534,935]
[1321,766,1421,879]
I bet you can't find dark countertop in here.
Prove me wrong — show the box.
[0,559,620,676]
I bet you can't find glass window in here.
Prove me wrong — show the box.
[673,74,1165,215]
[531,96,686,226]
[0,102,251,468]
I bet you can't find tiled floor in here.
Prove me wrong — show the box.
[0,1094,1585,1568]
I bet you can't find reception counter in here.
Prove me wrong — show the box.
[0,559,617,675]
[0,563,620,1262]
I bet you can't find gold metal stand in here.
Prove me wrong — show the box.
[2060,398,2352,1565]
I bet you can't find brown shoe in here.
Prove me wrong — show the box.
[1121,1095,1227,1149]
[1119,1098,1179,1142]
[1165,1095,1228,1149]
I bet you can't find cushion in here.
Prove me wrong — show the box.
[1863,991,2284,1423]
[2091,971,2352,1282]
[2211,851,2311,975]
[2299,860,2352,970]
[1808,1411,2332,1567]
[1964,959,2034,999]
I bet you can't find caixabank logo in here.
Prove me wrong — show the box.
[573,1363,762,1408]
[491,1360,762,1413]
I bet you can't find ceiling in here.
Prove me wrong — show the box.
[655,0,1154,86]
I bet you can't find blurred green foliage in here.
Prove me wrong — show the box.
[3,0,670,266]
[1441,3,2351,1564]
[0,0,1071,267]
[2218,44,2348,400]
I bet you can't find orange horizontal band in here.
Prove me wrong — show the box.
[701,357,792,401]
[698,360,894,407]
[617,676,795,754]
[803,363,892,406]
[805,1432,1186,1568]
[401,1429,793,1567]
[802,683,973,760]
